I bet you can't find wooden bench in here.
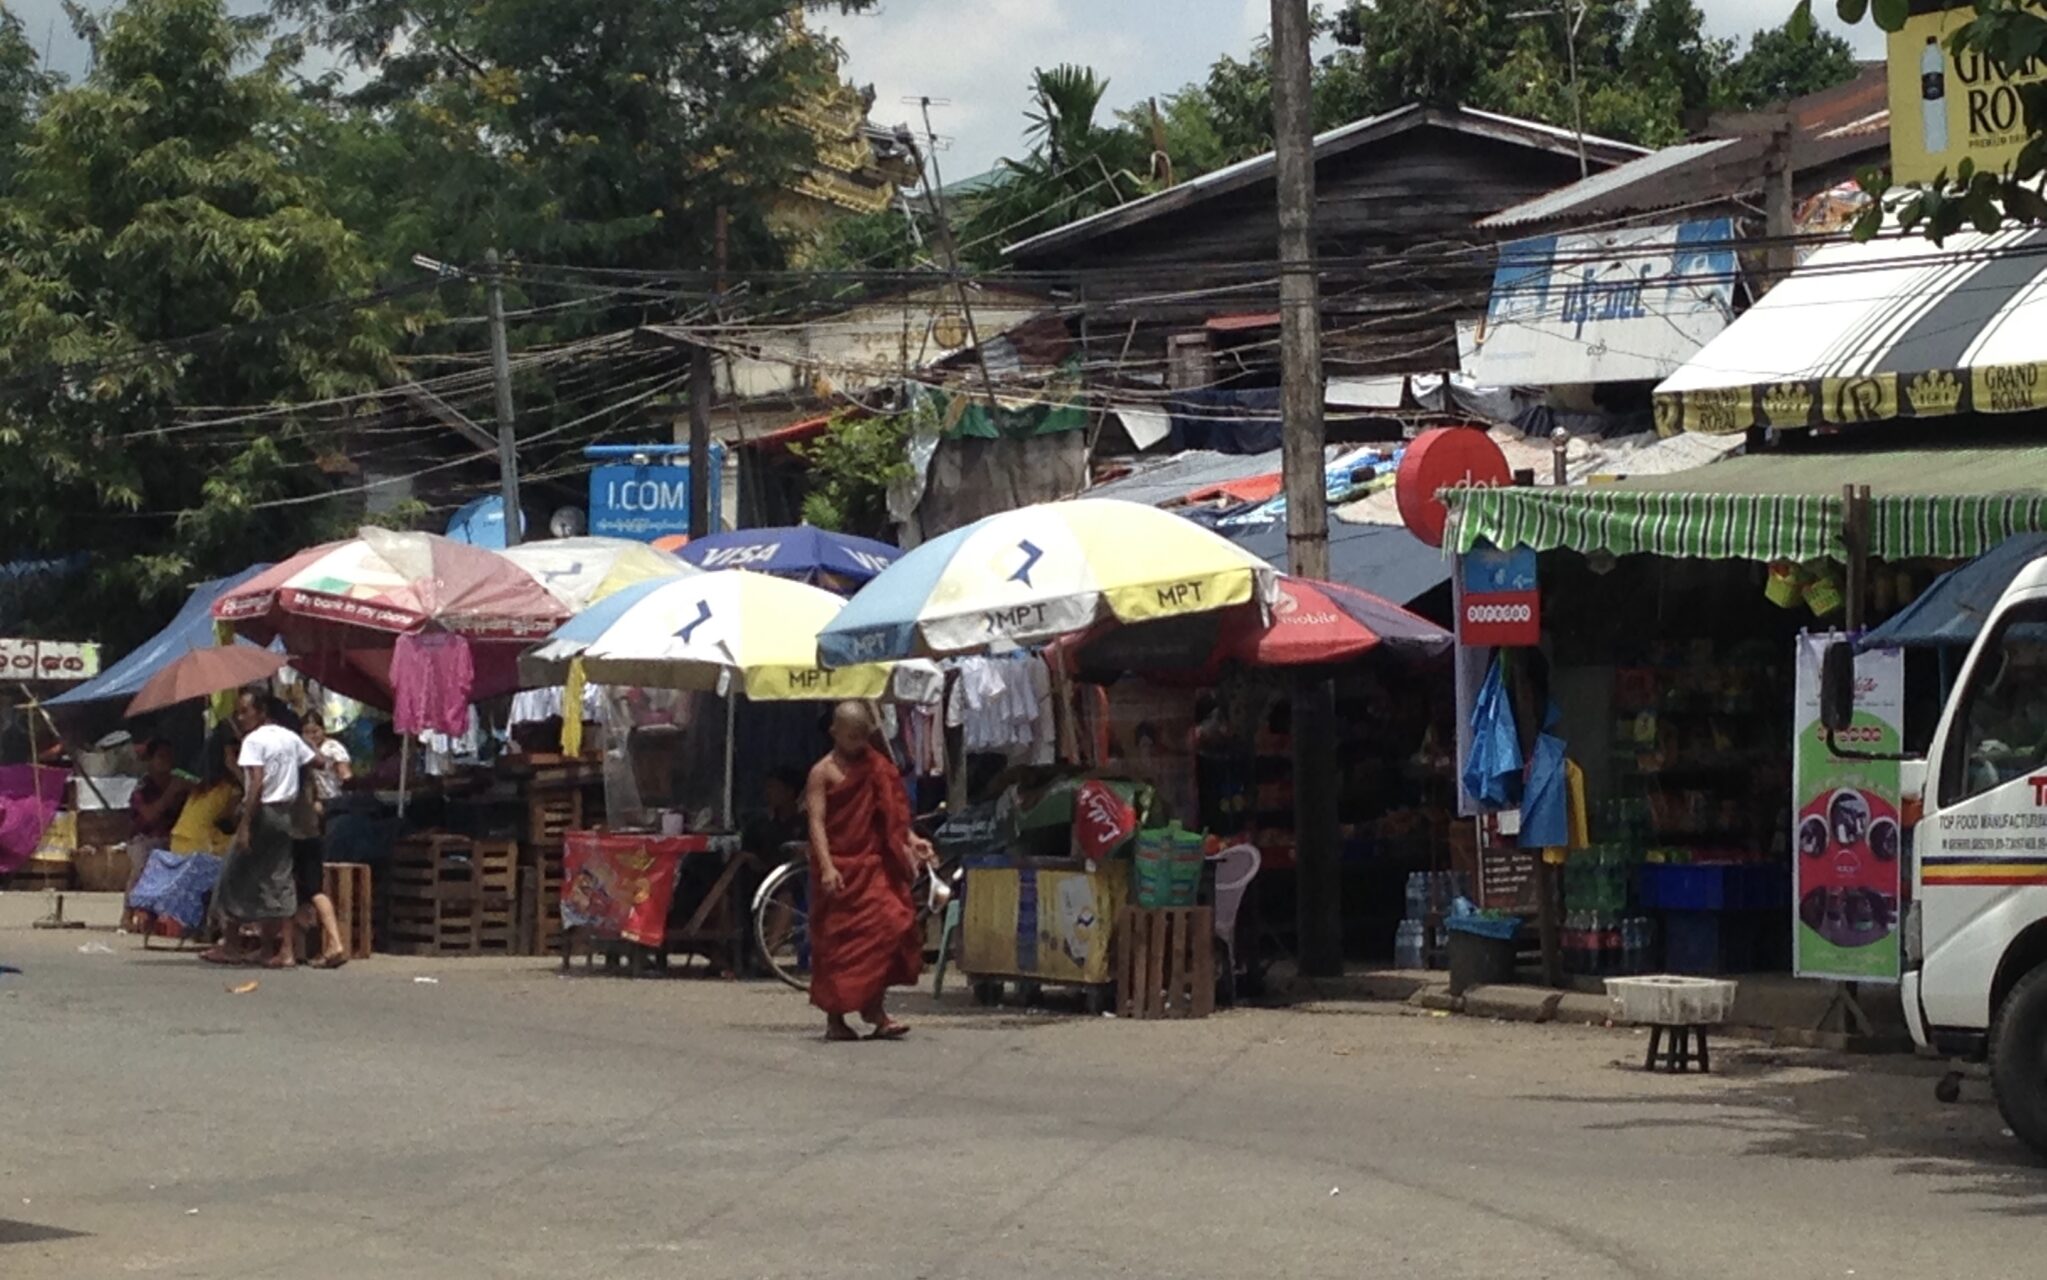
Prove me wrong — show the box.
[1116,906,1216,1020]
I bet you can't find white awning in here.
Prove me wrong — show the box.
[1656,225,2047,434]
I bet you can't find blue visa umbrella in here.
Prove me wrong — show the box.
[674,525,898,590]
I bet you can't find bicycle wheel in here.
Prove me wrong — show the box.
[753,860,812,992]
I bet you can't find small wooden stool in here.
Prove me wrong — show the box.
[1643,1023,1711,1073]
[1116,905,1216,1020]
[304,862,373,961]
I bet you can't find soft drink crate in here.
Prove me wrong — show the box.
[1637,864,1787,912]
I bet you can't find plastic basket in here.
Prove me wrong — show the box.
[1446,913,1522,942]
[1133,825,1204,909]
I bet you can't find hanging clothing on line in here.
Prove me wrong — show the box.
[508,684,605,727]
[899,705,946,777]
[945,654,1055,763]
[391,632,475,737]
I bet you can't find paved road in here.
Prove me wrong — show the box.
[3,930,2042,1279]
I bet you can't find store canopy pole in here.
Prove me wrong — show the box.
[1844,484,1871,633]
[397,735,410,818]
[722,692,737,830]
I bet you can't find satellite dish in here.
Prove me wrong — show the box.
[549,506,587,539]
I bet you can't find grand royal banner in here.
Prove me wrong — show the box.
[1890,4,2047,186]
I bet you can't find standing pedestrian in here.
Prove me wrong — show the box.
[805,701,932,1042]
[202,688,313,968]
[294,713,351,969]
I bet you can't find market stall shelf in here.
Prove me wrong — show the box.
[1116,905,1217,1020]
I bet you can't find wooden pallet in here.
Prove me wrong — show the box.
[382,835,519,956]
[520,872,564,956]
[524,788,583,848]
[1115,906,1216,1020]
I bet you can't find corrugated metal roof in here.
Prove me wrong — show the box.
[1478,139,1737,228]
[1086,450,1284,508]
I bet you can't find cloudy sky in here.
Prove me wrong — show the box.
[14,0,1885,176]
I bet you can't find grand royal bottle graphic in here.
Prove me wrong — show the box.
[1922,35,1949,154]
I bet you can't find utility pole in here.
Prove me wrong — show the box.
[1271,0,1342,979]
[484,248,523,547]
[1761,114,1797,295]
[917,96,1002,408]
[686,208,727,540]
[1509,3,1589,178]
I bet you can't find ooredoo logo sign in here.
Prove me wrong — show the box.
[1459,545,1539,647]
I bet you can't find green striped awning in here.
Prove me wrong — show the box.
[1444,445,2047,563]
[1447,488,1841,560]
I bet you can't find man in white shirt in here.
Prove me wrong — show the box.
[202,688,315,968]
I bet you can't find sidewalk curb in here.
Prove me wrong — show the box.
[1460,985,1564,1023]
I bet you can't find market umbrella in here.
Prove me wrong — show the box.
[672,525,900,593]
[817,498,1277,666]
[214,526,568,706]
[561,571,940,827]
[499,536,695,613]
[124,645,289,717]
[1052,576,1451,682]
[571,571,939,702]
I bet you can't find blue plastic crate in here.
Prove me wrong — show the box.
[1638,865,1728,910]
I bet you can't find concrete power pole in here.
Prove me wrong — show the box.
[1271,0,1342,977]
[685,207,728,541]
[484,248,524,547]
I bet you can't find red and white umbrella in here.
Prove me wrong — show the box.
[214,527,567,707]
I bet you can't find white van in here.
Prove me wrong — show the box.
[1822,556,2047,1155]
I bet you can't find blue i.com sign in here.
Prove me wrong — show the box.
[587,447,722,541]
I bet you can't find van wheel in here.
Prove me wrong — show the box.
[1989,965,2047,1157]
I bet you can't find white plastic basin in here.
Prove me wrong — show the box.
[1604,975,1738,1027]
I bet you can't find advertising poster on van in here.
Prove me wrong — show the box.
[1792,633,1904,983]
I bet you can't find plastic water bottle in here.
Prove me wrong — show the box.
[1393,920,1423,970]
[1405,872,1425,923]
[1624,917,1653,974]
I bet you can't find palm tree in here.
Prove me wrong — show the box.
[960,64,1150,256]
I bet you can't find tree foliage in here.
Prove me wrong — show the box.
[792,412,906,536]
[0,4,57,192]
[0,0,393,641]
[281,0,875,276]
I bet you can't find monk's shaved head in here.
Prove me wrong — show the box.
[829,699,877,755]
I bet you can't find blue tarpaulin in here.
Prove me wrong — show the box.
[1862,534,2047,650]
[1216,518,1451,607]
[46,566,272,708]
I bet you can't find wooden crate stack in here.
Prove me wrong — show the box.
[1115,905,1217,1020]
[518,785,581,956]
[384,835,519,956]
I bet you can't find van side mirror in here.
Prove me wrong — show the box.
[1820,641,1856,733]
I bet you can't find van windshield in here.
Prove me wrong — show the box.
[1944,604,2047,808]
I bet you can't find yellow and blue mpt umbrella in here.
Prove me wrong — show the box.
[568,570,937,701]
[818,498,1277,667]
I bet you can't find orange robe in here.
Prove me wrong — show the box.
[809,749,922,1016]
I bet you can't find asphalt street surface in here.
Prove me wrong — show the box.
[4,929,2043,1279]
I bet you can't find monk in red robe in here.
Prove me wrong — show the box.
[806,701,933,1041]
